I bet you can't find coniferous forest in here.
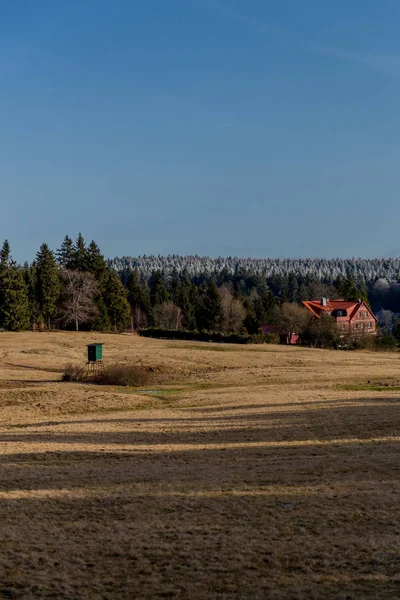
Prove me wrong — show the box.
[1,237,400,346]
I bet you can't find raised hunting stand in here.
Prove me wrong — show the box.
[74,343,104,380]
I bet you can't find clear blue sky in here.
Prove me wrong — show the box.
[2,0,400,263]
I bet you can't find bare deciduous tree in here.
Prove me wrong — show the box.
[133,305,148,330]
[60,270,99,331]
[153,301,182,330]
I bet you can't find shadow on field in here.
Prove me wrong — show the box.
[1,398,398,447]
[1,397,399,599]
[4,395,400,431]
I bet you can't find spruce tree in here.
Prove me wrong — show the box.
[0,242,30,331]
[56,235,74,268]
[287,273,299,303]
[87,240,107,280]
[149,270,169,307]
[104,270,131,332]
[0,240,11,319]
[198,280,222,331]
[73,233,89,271]
[36,243,60,329]
[1,267,30,331]
[22,262,43,329]
[140,281,153,326]
[177,276,196,330]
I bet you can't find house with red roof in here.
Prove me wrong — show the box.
[302,298,378,335]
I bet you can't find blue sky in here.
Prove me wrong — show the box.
[2,1,400,262]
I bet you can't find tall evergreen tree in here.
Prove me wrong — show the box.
[56,235,74,268]
[36,243,60,329]
[149,270,169,307]
[22,262,43,329]
[287,273,299,303]
[104,270,131,332]
[198,280,222,331]
[0,242,30,331]
[73,233,89,271]
[1,267,30,331]
[177,276,196,330]
[87,240,107,280]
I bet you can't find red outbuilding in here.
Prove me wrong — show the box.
[259,324,301,345]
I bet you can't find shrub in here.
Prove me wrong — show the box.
[95,364,158,387]
[374,334,398,351]
[250,333,266,344]
[265,333,280,344]
[62,362,165,386]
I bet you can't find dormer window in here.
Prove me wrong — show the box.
[335,309,347,317]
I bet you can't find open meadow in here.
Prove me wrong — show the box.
[0,332,399,599]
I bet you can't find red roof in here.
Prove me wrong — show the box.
[302,299,377,321]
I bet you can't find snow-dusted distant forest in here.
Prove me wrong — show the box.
[109,255,400,283]
[109,255,400,314]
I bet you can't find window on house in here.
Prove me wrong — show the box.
[336,310,346,317]
[361,322,365,329]
[368,322,372,328]
[358,311,362,318]
[355,323,358,329]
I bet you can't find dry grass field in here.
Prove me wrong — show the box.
[0,332,399,599]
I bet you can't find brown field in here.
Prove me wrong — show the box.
[0,332,399,599]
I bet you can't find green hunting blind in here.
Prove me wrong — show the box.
[87,343,103,362]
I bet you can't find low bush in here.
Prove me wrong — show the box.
[250,333,266,344]
[62,362,165,386]
[95,364,158,387]
[265,333,280,344]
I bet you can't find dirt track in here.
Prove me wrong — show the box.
[0,332,399,598]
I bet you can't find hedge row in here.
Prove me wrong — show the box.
[138,328,281,345]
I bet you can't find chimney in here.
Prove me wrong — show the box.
[321,297,327,307]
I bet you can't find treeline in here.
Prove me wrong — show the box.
[0,235,130,332]
[2,237,399,341]
[120,267,369,335]
[112,255,400,313]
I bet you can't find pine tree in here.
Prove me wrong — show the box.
[342,274,359,301]
[140,281,153,326]
[73,233,89,271]
[168,268,181,302]
[87,240,107,280]
[36,243,60,329]
[149,270,169,307]
[287,273,299,303]
[56,235,74,268]
[177,276,196,330]
[0,240,11,318]
[22,262,43,329]
[198,280,222,331]
[104,270,131,332]
[126,270,142,310]
[0,243,30,331]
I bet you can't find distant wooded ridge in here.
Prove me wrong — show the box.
[109,255,400,282]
